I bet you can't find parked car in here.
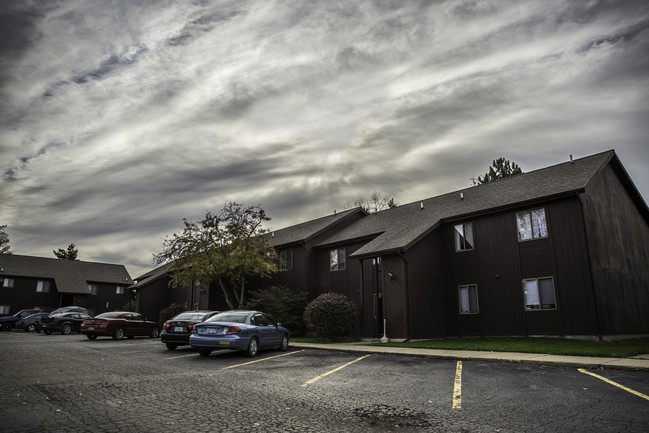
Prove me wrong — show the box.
[81,312,159,340]
[40,312,91,334]
[0,309,43,331]
[161,310,220,351]
[17,312,49,332]
[47,306,88,316]
[189,310,289,358]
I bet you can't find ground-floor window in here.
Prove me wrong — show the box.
[458,284,479,314]
[523,277,557,310]
[0,305,9,314]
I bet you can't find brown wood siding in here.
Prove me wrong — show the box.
[0,277,59,313]
[581,163,649,334]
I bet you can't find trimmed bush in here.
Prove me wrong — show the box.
[303,292,356,341]
[245,286,308,335]
[159,303,186,325]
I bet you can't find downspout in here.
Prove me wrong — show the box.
[397,249,411,340]
[577,191,603,339]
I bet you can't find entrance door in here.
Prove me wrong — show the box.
[361,257,384,338]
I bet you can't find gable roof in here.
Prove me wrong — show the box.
[316,150,622,258]
[130,261,175,289]
[0,254,133,294]
[266,207,366,247]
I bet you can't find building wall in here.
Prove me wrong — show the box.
[581,162,649,334]
[0,277,59,313]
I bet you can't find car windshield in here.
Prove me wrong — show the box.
[173,312,209,321]
[206,312,249,324]
[95,312,123,319]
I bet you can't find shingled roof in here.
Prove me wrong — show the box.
[0,254,133,294]
[316,150,629,258]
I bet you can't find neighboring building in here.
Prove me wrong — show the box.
[0,255,133,316]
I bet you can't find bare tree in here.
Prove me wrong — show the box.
[344,191,397,213]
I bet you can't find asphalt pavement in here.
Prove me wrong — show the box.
[291,341,649,371]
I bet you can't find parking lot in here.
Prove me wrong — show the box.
[1,331,648,432]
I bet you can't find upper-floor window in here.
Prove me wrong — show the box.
[330,248,346,271]
[116,286,125,295]
[279,249,293,271]
[36,280,50,293]
[2,278,15,288]
[88,284,98,295]
[523,277,556,310]
[454,223,474,251]
[516,208,548,241]
[458,284,479,314]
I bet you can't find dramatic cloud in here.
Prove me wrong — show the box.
[1,0,648,276]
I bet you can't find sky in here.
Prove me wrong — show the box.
[1,0,648,278]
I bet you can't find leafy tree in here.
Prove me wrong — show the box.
[159,303,186,325]
[0,225,11,254]
[53,243,79,260]
[473,157,523,185]
[344,191,397,213]
[154,202,278,309]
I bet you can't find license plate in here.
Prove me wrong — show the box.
[219,341,230,345]
[174,326,185,333]
[88,327,94,330]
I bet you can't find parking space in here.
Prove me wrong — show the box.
[1,332,648,432]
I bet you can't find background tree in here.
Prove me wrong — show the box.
[344,191,397,213]
[154,202,278,309]
[53,243,79,260]
[0,225,11,254]
[473,157,523,185]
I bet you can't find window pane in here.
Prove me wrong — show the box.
[468,285,478,313]
[531,209,547,238]
[330,250,338,271]
[464,224,474,250]
[459,286,469,313]
[517,212,532,241]
[338,249,346,270]
[523,280,540,309]
[539,278,556,308]
[454,225,464,251]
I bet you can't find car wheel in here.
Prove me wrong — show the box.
[245,337,259,358]
[44,330,53,335]
[1,322,12,331]
[112,326,125,340]
[25,324,35,332]
[150,327,160,338]
[87,334,98,340]
[61,323,72,335]
[198,348,212,357]
[279,335,289,352]
[166,343,178,351]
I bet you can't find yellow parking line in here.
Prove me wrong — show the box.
[222,350,304,370]
[304,354,371,385]
[452,361,462,409]
[578,368,649,401]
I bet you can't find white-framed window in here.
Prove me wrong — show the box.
[36,280,50,293]
[330,248,346,271]
[116,286,124,295]
[3,278,15,288]
[0,305,9,314]
[523,277,557,310]
[279,249,293,271]
[454,223,474,251]
[88,284,98,295]
[458,284,479,314]
[517,208,548,241]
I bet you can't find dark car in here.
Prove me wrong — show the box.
[161,310,220,351]
[47,306,89,316]
[0,309,43,331]
[41,312,91,334]
[81,312,159,340]
[189,310,289,358]
[17,312,49,332]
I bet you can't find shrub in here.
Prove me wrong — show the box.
[245,286,308,335]
[121,300,136,312]
[303,292,356,341]
[159,303,186,325]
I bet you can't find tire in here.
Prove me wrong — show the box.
[150,327,160,338]
[166,343,178,351]
[279,335,289,352]
[1,322,12,331]
[112,326,125,340]
[44,330,53,335]
[61,323,72,335]
[245,337,259,358]
[198,348,212,357]
[87,334,98,340]
[26,324,36,332]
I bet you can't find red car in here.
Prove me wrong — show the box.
[81,311,159,340]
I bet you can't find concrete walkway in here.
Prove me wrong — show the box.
[291,342,649,371]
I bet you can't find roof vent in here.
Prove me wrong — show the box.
[420,202,424,210]
[334,209,337,215]
[570,154,573,164]
[460,193,464,200]
[271,231,275,238]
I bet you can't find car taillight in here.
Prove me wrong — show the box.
[191,326,198,333]
[163,323,171,329]
[53,318,60,322]
[228,326,241,334]
[19,319,24,324]
[187,324,195,331]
